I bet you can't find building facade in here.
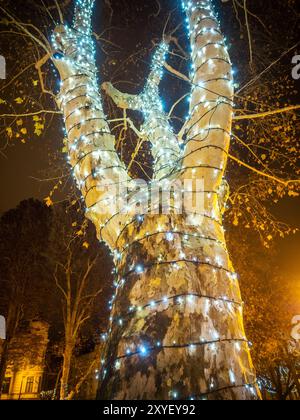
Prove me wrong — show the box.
[0,320,49,400]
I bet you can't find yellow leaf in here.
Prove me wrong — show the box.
[20,128,27,135]
[32,80,38,86]
[16,119,23,126]
[76,230,83,236]
[82,241,89,249]
[233,216,239,226]
[34,122,44,136]
[33,115,42,121]
[0,98,6,104]
[288,190,299,197]
[14,97,24,104]
[6,127,13,138]
[44,196,53,207]
[72,222,77,227]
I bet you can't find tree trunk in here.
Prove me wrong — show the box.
[60,340,74,400]
[97,212,258,400]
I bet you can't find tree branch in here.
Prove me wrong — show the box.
[0,110,61,118]
[233,105,300,120]
[102,82,140,110]
[65,359,97,400]
[228,153,300,186]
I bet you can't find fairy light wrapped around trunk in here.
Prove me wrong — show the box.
[52,0,130,248]
[51,0,261,400]
[102,41,181,180]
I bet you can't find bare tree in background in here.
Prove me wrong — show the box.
[48,207,102,400]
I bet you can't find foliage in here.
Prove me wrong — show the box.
[228,227,300,399]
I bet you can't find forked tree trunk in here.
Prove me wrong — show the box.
[51,0,260,400]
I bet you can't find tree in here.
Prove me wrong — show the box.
[0,0,299,400]
[0,199,51,397]
[0,198,111,401]
[228,227,300,399]
[47,205,105,400]
[47,0,262,400]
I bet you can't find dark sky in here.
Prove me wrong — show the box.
[0,126,59,214]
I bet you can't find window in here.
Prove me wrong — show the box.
[2,377,11,394]
[25,376,34,393]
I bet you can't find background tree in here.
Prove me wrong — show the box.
[0,198,112,400]
[0,199,51,396]
[47,204,109,400]
[229,228,300,399]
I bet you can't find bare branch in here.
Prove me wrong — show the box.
[238,42,299,93]
[163,62,190,82]
[0,7,52,55]
[102,82,140,110]
[0,110,61,118]
[54,0,64,24]
[65,359,97,400]
[243,0,253,66]
[233,105,300,120]
[228,153,300,186]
